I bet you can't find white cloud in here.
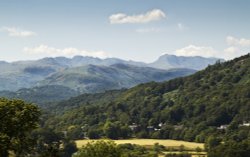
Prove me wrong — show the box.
[23,45,109,59]
[226,36,250,47]
[224,36,250,59]
[223,46,243,60]
[173,44,247,60]
[224,46,239,54]
[1,27,37,37]
[175,45,218,58]
[223,46,250,60]
[109,9,166,24]
[136,27,162,33]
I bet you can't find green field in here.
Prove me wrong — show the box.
[76,139,206,157]
[76,138,204,150]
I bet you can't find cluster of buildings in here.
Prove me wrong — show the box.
[129,122,184,132]
[128,123,164,132]
[217,121,250,130]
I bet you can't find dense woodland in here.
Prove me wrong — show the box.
[44,54,250,156]
[1,54,250,157]
[44,54,250,141]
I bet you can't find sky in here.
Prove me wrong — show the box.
[0,0,250,62]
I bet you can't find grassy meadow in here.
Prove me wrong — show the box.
[76,139,206,157]
[76,139,204,149]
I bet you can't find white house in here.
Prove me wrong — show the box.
[217,125,228,130]
[239,121,250,127]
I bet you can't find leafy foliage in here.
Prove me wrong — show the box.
[73,141,157,157]
[165,153,191,157]
[73,140,121,157]
[0,98,41,156]
[31,128,78,157]
[207,139,250,157]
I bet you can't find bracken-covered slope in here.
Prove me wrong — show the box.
[45,54,250,141]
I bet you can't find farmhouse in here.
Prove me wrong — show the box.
[239,121,250,127]
[217,125,228,130]
[129,123,138,131]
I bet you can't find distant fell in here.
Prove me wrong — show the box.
[150,54,223,70]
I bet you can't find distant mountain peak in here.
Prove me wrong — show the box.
[150,54,224,70]
[158,53,222,60]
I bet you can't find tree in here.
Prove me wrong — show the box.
[207,140,250,157]
[31,128,62,157]
[88,129,101,139]
[165,153,191,157]
[103,121,129,139]
[103,121,119,139]
[153,143,165,153]
[205,136,221,151]
[60,139,78,157]
[73,140,121,157]
[67,126,84,140]
[31,128,78,157]
[0,98,41,157]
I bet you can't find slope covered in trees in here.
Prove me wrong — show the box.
[44,54,250,142]
[0,85,79,106]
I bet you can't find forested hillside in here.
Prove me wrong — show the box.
[44,54,250,143]
[0,85,79,106]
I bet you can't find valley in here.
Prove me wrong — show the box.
[1,1,250,156]
[1,53,250,157]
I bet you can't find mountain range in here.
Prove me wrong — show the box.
[0,54,222,103]
[37,64,195,93]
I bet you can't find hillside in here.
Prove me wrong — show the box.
[38,64,195,93]
[0,85,79,106]
[44,54,250,142]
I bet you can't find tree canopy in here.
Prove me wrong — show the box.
[0,98,40,157]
